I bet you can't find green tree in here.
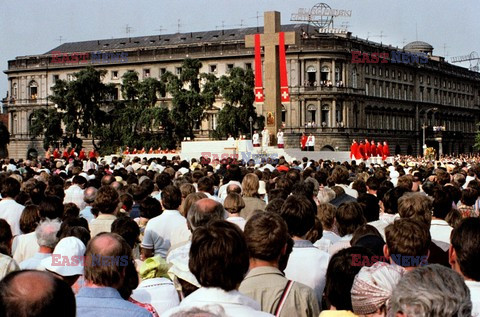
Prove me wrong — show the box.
[163,58,218,144]
[48,66,114,149]
[0,121,10,158]
[215,67,259,138]
[29,108,63,150]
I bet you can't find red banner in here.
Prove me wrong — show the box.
[254,34,264,103]
[279,32,290,102]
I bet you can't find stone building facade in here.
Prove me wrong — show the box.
[3,24,480,158]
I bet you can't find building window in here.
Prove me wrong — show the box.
[398,72,402,80]
[321,105,330,127]
[391,70,394,78]
[307,104,317,125]
[420,75,423,83]
[143,69,151,78]
[372,67,376,75]
[67,74,75,82]
[335,103,343,124]
[209,64,217,73]
[306,66,317,86]
[403,72,407,81]
[378,67,382,77]
[365,83,369,95]
[379,85,383,97]
[410,74,413,82]
[365,65,369,74]
[12,83,17,98]
[227,64,234,71]
[385,69,389,78]
[434,78,438,86]
[29,81,38,100]
[159,68,167,77]
[427,76,431,85]
[335,66,342,83]
[245,63,252,70]
[176,67,182,75]
[321,66,330,83]
[112,71,119,80]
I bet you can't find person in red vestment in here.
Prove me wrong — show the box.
[301,133,307,151]
[132,148,138,154]
[377,142,383,160]
[139,147,146,154]
[364,139,371,159]
[359,141,366,160]
[350,139,358,160]
[79,148,86,160]
[123,147,130,155]
[88,149,95,159]
[148,147,154,154]
[383,141,390,160]
[62,148,69,160]
[53,148,60,159]
[370,140,377,157]
[70,148,76,157]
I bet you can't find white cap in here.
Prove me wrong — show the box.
[42,237,86,276]
[258,180,267,195]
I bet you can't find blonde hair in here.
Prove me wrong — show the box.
[242,173,259,197]
[223,193,245,214]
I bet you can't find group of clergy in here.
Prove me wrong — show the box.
[252,127,285,149]
[45,147,96,161]
[350,139,390,162]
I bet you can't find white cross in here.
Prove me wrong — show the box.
[281,91,289,100]
[256,91,263,100]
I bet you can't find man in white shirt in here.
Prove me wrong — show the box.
[276,129,284,148]
[252,130,260,147]
[449,218,480,316]
[162,220,272,317]
[281,195,330,306]
[19,218,61,270]
[64,175,86,210]
[430,188,454,250]
[142,185,190,259]
[0,177,25,236]
[307,133,315,151]
[261,127,270,148]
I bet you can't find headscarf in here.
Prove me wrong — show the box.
[351,262,405,315]
[139,255,170,280]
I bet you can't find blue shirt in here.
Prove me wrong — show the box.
[79,206,94,223]
[76,287,151,317]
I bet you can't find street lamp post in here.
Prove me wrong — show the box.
[249,116,253,139]
[422,107,438,156]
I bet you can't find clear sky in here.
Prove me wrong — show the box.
[1,0,479,95]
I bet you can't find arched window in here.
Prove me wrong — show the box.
[306,66,317,86]
[307,104,316,124]
[321,105,330,127]
[29,81,38,100]
[320,66,330,83]
[12,83,17,99]
[335,66,342,83]
[335,103,343,125]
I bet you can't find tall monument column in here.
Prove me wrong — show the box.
[245,11,299,139]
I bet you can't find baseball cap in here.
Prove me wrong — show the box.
[42,237,86,276]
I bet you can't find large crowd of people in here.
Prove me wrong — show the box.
[0,151,479,316]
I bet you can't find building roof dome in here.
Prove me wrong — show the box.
[403,41,433,54]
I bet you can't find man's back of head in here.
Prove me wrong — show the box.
[84,232,132,289]
[187,198,224,231]
[189,220,249,292]
[0,270,75,317]
[451,217,480,281]
[83,187,98,205]
[390,264,472,317]
[93,186,119,215]
[385,218,430,268]
[279,195,315,238]
[398,192,432,226]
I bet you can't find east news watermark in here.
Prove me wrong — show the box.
[51,254,129,267]
[200,151,279,164]
[51,51,128,64]
[351,254,428,267]
[351,50,428,64]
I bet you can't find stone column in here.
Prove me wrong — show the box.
[331,100,336,128]
[331,59,336,83]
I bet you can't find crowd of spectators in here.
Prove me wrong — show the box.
[0,152,479,316]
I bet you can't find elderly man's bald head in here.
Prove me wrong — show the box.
[84,232,132,288]
[0,270,75,317]
[187,198,225,231]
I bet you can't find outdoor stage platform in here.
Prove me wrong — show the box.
[105,140,393,165]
